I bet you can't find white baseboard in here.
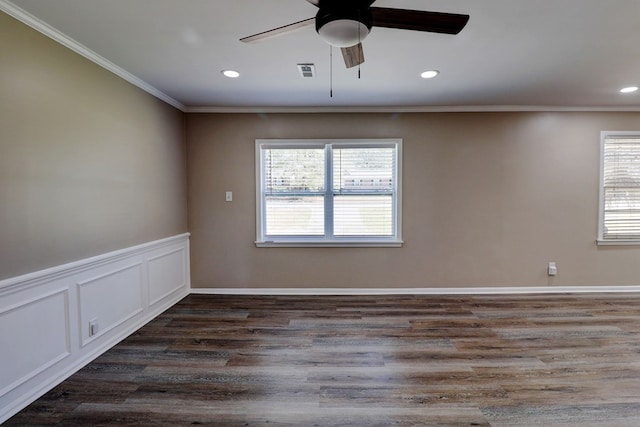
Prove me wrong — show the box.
[0,233,191,424]
[191,285,640,295]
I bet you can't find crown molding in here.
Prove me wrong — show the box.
[186,105,640,114]
[4,0,640,116]
[1,0,186,112]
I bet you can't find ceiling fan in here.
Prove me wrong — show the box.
[240,0,469,69]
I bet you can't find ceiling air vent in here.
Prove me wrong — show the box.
[297,63,315,78]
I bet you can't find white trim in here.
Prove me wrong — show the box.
[0,233,190,424]
[0,0,185,112]
[191,286,640,295]
[186,105,640,114]
[255,139,402,246]
[147,247,189,306]
[597,239,640,246]
[3,0,639,116]
[598,131,640,243]
[255,241,404,248]
[0,233,190,293]
[255,140,264,245]
[76,262,145,347]
[598,131,607,241]
[395,140,403,242]
[0,286,186,425]
[0,288,71,399]
[3,1,640,115]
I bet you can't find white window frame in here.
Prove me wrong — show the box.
[598,131,640,245]
[255,138,403,247]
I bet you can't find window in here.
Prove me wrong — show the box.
[598,132,640,244]
[256,139,402,247]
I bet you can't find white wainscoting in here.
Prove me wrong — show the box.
[0,233,190,424]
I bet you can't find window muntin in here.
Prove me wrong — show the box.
[599,132,640,244]
[256,139,402,247]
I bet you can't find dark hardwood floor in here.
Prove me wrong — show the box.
[7,293,640,426]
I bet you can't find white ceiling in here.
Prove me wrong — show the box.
[5,0,640,111]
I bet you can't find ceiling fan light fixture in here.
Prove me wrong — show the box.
[317,19,370,48]
[315,8,373,48]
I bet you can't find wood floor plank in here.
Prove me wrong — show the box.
[7,293,640,426]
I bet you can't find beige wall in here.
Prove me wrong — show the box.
[4,9,639,289]
[0,12,187,280]
[187,112,640,288]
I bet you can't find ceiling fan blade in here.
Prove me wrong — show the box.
[308,0,376,8]
[371,7,469,35]
[341,43,364,68]
[240,17,315,43]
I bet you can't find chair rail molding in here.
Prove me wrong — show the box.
[0,233,190,424]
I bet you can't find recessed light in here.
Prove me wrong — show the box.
[222,70,240,78]
[620,86,639,93]
[420,70,439,79]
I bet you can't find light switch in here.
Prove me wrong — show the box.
[225,191,233,202]
[548,261,557,276]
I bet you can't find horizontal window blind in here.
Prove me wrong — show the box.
[333,147,395,236]
[334,195,393,236]
[263,147,325,236]
[257,139,402,245]
[602,134,640,239]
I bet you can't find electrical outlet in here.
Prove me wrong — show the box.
[89,319,99,336]
[225,191,233,202]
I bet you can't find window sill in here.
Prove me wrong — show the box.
[256,240,404,248]
[596,239,640,246]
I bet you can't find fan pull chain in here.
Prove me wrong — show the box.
[357,13,361,79]
[329,45,333,98]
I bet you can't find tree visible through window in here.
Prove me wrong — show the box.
[256,139,402,246]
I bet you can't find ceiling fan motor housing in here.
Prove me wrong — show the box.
[315,7,372,47]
